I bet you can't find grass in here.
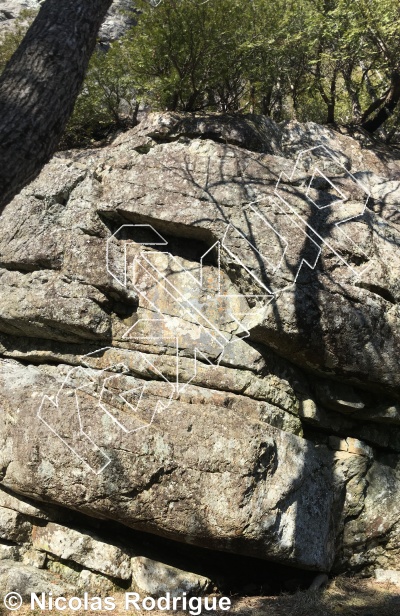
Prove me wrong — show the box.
[232,577,400,616]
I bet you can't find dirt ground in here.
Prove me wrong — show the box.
[9,577,400,616]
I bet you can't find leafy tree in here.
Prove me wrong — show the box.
[122,0,248,112]
[303,0,400,130]
[65,40,138,146]
[2,0,399,158]
[354,0,400,132]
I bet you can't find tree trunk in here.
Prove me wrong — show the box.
[362,70,400,133]
[0,0,113,212]
[326,100,335,124]
[260,87,273,116]
[314,58,338,125]
[360,87,390,124]
[326,69,338,124]
[342,65,362,123]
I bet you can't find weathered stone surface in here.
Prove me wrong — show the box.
[0,544,20,560]
[0,487,50,520]
[328,437,373,458]
[98,0,136,45]
[32,523,131,580]
[371,180,400,205]
[0,112,399,581]
[0,0,38,33]
[339,458,400,572]
[0,560,74,598]
[315,382,365,414]
[22,548,46,569]
[1,358,343,571]
[333,451,370,521]
[0,506,31,543]
[77,568,117,594]
[97,117,400,394]
[375,569,400,586]
[131,556,212,597]
[46,559,118,594]
[0,270,112,342]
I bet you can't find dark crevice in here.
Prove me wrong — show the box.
[120,466,178,500]
[99,213,218,266]
[46,554,131,590]
[88,289,137,320]
[0,538,18,547]
[355,281,397,304]
[0,485,320,596]
[0,260,61,273]
[98,209,219,247]
[148,131,243,149]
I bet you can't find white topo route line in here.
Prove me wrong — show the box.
[37,144,372,472]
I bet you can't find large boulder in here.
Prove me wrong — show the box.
[0,113,399,591]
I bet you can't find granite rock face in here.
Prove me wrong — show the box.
[131,557,212,597]
[0,113,399,592]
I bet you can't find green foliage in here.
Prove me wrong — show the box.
[1,0,400,144]
[117,0,400,132]
[123,0,248,112]
[0,9,36,72]
[64,41,137,146]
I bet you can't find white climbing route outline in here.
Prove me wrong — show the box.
[38,144,372,472]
